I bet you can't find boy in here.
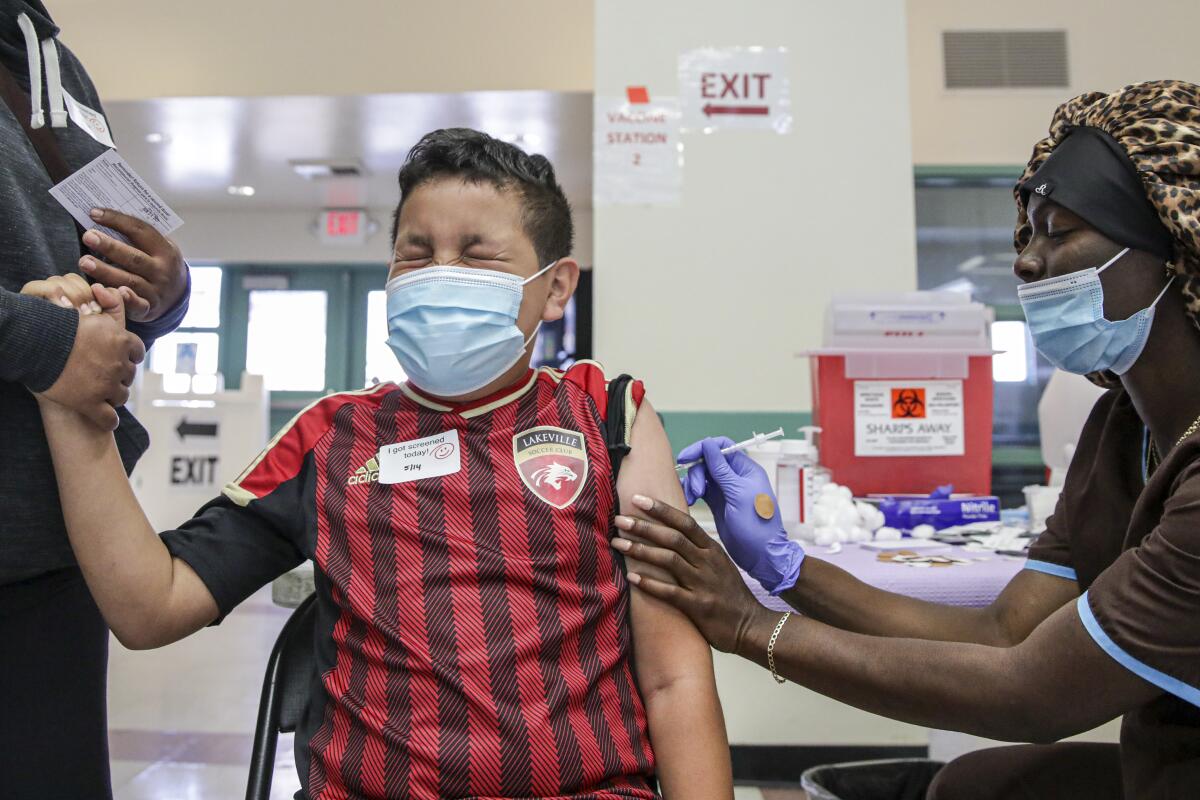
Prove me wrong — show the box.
[32,129,732,800]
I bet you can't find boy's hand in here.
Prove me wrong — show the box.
[78,208,187,322]
[22,273,102,315]
[37,283,143,431]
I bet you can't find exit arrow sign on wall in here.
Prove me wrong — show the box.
[702,104,769,117]
[176,419,219,440]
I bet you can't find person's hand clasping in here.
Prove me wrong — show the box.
[21,271,107,316]
[610,495,773,653]
[678,437,804,595]
[79,208,187,322]
[23,278,142,431]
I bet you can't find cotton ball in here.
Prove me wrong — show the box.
[854,502,885,533]
[814,527,837,547]
[875,526,902,541]
[849,526,871,543]
[813,506,834,527]
[793,524,816,543]
[820,483,839,496]
[836,485,853,502]
[834,506,861,530]
[912,524,936,540]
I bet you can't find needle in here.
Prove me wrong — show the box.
[675,427,785,472]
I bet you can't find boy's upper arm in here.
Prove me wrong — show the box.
[615,397,683,530]
[153,555,222,645]
[161,488,307,623]
[616,398,716,690]
[159,401,328,622]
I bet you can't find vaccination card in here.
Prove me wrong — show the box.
[49,149,184,244]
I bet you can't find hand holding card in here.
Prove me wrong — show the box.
[78,210,187,322]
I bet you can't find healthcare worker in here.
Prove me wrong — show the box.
[0,2,190,796]
[610,80,1200,800]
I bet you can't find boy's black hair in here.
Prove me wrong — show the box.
[391,128,574,265]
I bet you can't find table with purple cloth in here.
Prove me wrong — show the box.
[742,541,1028,612]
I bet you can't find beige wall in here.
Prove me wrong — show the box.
[593,1,923,745]
[172,207,593,267]
[49,0,593,100]
[908,0,1200,165]
[593,0,917,413]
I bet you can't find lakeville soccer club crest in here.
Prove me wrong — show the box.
[513,426,588,509]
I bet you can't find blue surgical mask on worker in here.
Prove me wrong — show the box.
[1018,248,1174,375]
[385,262,555,396]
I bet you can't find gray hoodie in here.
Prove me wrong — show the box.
[0,0,188,583]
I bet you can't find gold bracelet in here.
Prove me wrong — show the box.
[767,612,791,684]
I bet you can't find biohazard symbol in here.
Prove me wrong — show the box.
[891,388,927,419]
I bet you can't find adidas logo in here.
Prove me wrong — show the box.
[348,457,380,486]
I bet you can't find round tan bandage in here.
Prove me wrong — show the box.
[754,493,776,520]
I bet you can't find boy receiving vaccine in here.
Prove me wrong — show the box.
[30,129,732,800]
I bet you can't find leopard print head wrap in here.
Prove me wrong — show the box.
[1015,80,1200,329]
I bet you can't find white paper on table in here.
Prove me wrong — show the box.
[48,149,183,244]
[859,539,951,551]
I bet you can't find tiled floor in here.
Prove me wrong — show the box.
[106,586,805,800]
[108,587,301,799]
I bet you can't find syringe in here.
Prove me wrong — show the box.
[675,427,785,473]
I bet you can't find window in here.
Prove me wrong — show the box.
[914,176,1049,444]
[991,321,1030,383]
[364,290,406,386]
[915,172,1048,503]
[180,265,223,328]
[245,290,329,392]
[149,331,220,376]
[148,265,222,393]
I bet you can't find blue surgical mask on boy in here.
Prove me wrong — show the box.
[385,262,555,397]
[1018,248,1174,376]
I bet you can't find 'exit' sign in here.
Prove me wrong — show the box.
[318,209,368,245]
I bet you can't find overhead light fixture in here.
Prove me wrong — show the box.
[288,159,365,179]
[227,185,256,197]
[497,132,542,149]
[145,132,169,144]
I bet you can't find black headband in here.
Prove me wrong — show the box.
[1019,126,1173,259]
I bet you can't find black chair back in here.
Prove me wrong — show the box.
[245,593,318,800]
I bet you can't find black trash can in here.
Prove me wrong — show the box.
[800,758,945,800]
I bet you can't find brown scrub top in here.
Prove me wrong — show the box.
[1026,388,1200,797]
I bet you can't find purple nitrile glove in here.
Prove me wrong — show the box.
[677,437,805,595]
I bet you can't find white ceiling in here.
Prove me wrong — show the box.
[103,90,593,213]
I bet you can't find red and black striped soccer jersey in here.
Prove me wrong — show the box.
[161,362,658,800]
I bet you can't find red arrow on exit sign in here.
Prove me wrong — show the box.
[703,104,769,117]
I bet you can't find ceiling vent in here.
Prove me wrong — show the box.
[288,159,365,180]
[942,30,1069,89]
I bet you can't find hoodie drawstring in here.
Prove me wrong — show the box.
[41,37,64,127]
[16,12,42,129]
[16,11,66,129]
